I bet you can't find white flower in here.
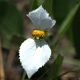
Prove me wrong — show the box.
[19,5,56,79]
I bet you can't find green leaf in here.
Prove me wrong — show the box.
[43,0,53,16]
[53,0,80,24]
[30,0,45,10]
[0,1,24,48]
[37,0,45,6]
[72,6,80,59]
[48,54,63,80]
[53,3,80,48]
[30,0,38,10]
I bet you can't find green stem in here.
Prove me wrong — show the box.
[22,70,26,80]
[0,37,5,80]
[53,68,80,80]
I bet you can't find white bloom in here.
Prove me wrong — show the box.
[27,5,56,30]
[19,5,56,78]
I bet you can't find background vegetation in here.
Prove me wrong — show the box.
[0,0,80,80]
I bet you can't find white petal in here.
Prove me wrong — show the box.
[33,40,51,68]
[27,5,56,30]
[19,38,51,78]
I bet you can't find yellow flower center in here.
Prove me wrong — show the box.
[32,30,46,40]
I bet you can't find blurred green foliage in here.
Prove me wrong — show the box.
[0,1,24,48]
[0,0,80,80]
[48,54,63,80]
[52,0,80,58]
[53,3,80,47]
[53,0,80,24]
[72,6,80,58]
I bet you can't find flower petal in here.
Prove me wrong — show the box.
[27,5,56,29]
[33,40,51,68]
[19,38,51,78]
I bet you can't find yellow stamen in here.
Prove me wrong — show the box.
[32,30,46,40]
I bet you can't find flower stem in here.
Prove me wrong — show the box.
[22,70,26,80]
[0,37,5,80]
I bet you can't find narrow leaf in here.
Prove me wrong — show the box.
[72,5,80,59]
[48,54,63,80]
[43,0,53,16]
[53,3,80,47]
[30,0,38,10]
